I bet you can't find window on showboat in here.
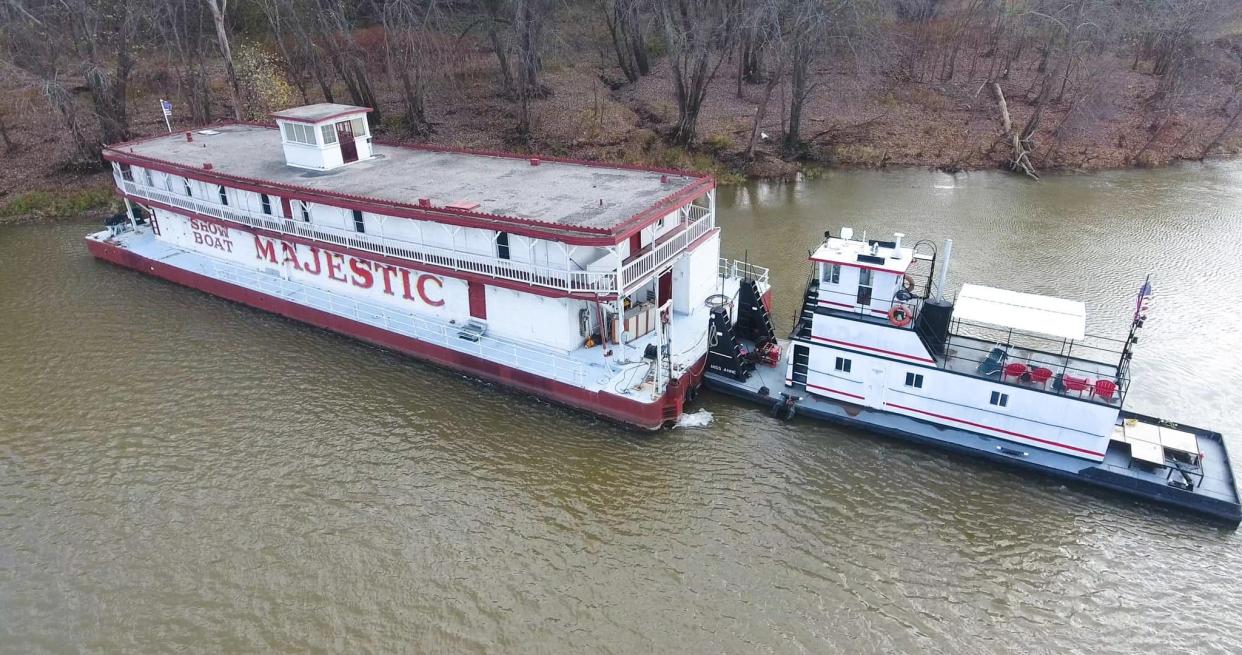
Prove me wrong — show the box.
[857,269,873,305]
[496,231,511,260]
[182,177,193,197]
[349,117,368,138]
[352,209,365,234]
[321,124,338,145]
[218,185,228,206]
[143,168,153,187]
[260,193,272,216]
[119,163,133,182]
[299,201,311,222]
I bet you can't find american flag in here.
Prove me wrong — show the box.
[1134,275,1153,321]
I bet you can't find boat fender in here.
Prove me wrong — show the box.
[888,304,914,327]
[902,274,916,293]
[769,395,797,421]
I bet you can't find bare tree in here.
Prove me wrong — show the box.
[203,0,243,121]
[600,0,650,83]
[382,0,447,136]
[657,0,741,145]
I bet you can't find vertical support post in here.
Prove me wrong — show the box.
[123,196,138,230]
[708,188,716,229]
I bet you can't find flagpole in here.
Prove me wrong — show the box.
[161,99,172,133]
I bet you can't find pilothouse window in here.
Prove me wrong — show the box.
[822,263,840,284]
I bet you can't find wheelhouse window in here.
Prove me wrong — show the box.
[834,357,852,373]
[283,122,317,145]
[299,201,311,222]
[349,117,368,138]
[904,372,924,388]
[496,231,511,260]
[857,268,873,306]
[260,193,272,215]
[321,124,338,145]
[352,209,365,233]
[822,263,840,285]
[218,185,228,206]
[989,391,1009,407]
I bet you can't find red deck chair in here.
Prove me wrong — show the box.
[1061,375,1091,396]
[1030,367,1053,387]
[1003,362,1028,381]
[1093,379,1118,401]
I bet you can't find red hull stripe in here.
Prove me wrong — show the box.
[806,382,866,400]
[884,401,1105,458]
[86,238,700,430]
[809,335,935,364]
[819,299,853,309]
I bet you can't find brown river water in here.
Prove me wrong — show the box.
[2,163,1241,653]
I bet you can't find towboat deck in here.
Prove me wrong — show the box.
[939,334,1124,405]
[704,341,1241,525]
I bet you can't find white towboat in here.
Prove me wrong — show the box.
[87,103,769,429]
[705,228,1241,524]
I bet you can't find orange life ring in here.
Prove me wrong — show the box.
[888,304,913,327]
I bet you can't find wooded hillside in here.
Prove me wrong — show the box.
[2,0,1241,208]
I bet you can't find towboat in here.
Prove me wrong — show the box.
[705,228,1241,525]
[87,103,769,429]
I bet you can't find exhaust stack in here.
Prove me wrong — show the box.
[936,238,953,302]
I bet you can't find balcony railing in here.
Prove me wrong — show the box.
[120,178,714,297]
[620,206,713,289]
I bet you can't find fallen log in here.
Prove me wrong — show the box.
[992,82,1039,179]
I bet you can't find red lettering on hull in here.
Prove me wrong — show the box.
[252,235,444,307]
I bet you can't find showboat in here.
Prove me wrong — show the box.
[88,103,770,430]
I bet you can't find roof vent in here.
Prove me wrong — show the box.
[418,198,431,207]
[185,131,193,143]
[445,200,480,211]
[203,163,213,170]
[530,157,541,166]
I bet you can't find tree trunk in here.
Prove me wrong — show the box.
[0,113,15,152]
[204,0,243,121]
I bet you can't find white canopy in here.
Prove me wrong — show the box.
[954,284,1086,341]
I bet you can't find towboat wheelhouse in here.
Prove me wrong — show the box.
[88,103,770,429]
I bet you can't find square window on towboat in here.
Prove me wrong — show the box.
[905,372,924,388]
[835,357,851,373]
[990,391,1009,407]
[822,263,840,284]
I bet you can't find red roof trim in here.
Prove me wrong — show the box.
[809,256,911,274]
[271,107,373,124]
[125,192,620,301]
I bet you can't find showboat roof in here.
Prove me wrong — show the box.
[955,284,1087,341]
[104,123,710,237]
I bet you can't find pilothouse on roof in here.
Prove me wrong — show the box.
[272,103,373,171]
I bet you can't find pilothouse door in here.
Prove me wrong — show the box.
[336,122,359,163]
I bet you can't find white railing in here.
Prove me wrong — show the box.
[203,255,592,387]
[620,210,713,290]
[123,178,716,299]
[121,179,617,294]
[719,259,770,286]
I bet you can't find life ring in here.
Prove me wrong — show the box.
[888,304,914,327]
[902,274,916,293]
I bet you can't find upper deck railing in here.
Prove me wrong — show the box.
[118,175,713,297]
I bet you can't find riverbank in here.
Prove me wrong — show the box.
[4,50,1240,225]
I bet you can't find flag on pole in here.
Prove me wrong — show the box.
[1134,275,1153,321]
[160,99,173,133]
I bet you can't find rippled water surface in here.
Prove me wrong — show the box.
[3,162,1242,653]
